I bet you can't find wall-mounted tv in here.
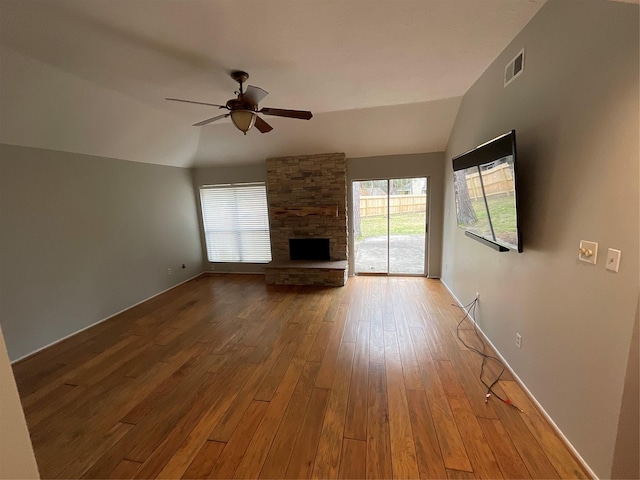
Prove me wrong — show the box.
[452,130,522,252]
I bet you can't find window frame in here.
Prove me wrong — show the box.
[199,182,272,264]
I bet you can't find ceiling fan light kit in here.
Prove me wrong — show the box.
[166,70,313,135]
[230,110,256,134]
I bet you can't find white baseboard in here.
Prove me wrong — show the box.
[11,272,206,365]
[440,279,598,480]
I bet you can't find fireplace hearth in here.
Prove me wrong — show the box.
[289,238,330,261]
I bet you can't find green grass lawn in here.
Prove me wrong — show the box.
[465,195,518,245]
[357,196,515,241]
[471,195,516,233]
[358,212,426,239]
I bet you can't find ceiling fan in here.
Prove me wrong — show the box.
[166,71,313,134]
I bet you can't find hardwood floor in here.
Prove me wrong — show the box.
[12,274,589,479]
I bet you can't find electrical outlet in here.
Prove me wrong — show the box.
[515,333,522,348]
[167,268,172,275]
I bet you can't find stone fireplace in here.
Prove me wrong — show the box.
[264,153,348,286]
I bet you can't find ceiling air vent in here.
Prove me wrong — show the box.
[504,48,525,87]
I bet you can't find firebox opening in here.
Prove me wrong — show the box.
[289,238,330,261]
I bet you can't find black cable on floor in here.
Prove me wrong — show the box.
[453,298,523,412]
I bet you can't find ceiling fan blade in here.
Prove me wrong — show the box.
[166,97,227,108]
[243,85,268,106]
[193,113,230,127]
[254,116,273,133]
[259,107,313,120]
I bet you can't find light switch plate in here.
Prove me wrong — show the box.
[578,240,598,264]
[606,248,621,272]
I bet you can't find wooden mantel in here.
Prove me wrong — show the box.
[271,205,338,218]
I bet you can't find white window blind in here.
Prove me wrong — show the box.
[199,183,272,263]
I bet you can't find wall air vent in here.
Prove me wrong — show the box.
[504,48,525,87]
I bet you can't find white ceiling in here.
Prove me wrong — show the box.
[0,0,546,168]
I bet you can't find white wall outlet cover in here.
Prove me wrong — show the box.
[606,248,621,272]
[578,240,598,264]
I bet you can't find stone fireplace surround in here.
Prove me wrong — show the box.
[264,153,348,286]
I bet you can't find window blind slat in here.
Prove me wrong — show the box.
[200,183,272,263]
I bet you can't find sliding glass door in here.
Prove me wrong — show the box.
[353,177,427,275]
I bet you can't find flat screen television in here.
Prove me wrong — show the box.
[452,130,522,252]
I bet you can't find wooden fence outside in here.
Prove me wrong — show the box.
[466,163,514,200]
[359,194,426,217]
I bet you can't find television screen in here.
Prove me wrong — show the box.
[452,131,522,252]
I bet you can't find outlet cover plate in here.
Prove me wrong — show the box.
[606,248,621,272]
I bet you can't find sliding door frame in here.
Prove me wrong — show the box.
[350,176,429,277]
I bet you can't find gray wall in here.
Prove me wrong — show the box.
[192,164,268,187]
[441,1,639,477]
[348,152,444,277]
[611,298,639,479]
[0,144,204,361]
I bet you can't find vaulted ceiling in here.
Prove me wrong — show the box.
[0,0,546,167]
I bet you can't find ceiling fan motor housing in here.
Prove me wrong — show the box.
[226,97,255,111]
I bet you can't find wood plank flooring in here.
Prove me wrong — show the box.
[12,274,590,479]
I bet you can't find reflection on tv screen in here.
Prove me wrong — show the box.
[455,155,518,250]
